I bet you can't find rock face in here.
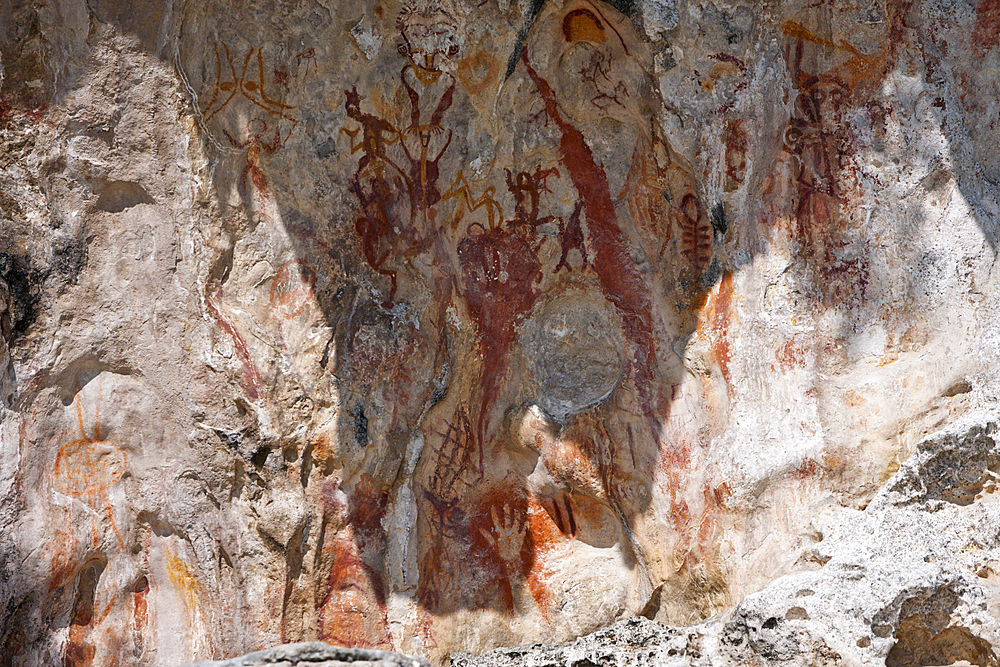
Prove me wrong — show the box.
[2,0,1000,665]
[182,643,430,667]
[457,418,1000,666]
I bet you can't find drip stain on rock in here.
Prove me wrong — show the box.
[354,403,369,446]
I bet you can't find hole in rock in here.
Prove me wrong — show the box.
[71,560,106,626]
[943,379,973,397]
[785,607,809,620]
[96,181,154,213]
[886,622,998,667]
[251,448,269,468]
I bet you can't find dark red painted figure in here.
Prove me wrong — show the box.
[555,201,591,273]
[343,87,411,307]
[522,51,667,433]
[400,70,455,213]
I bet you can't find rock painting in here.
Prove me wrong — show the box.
[224,118,282,211]
[7,0,1000,663]
[205,283,265,402]
[270,259,316,319]
[333,0,717,647]
[202,44,299,131]
[780,17,884,309]
[197,40,301,222]
[317,477,391,649]
[53,395,127,550]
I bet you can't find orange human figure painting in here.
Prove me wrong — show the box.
[202,43,298,130]
[53,395,127,549]
[396,1,459,217]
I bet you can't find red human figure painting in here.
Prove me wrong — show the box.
[342,87,410,307]
[223,118,280,210]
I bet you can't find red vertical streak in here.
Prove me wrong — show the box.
[521,52,664,427]
[710,272,733,395]
[206,288,264,401]
[459,225,542,448]
[973,0,1000,55]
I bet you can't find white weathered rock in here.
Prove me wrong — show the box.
[456,417,1000,666]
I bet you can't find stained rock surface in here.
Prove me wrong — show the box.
[456,418,1000,666]
[2,0,1000,665]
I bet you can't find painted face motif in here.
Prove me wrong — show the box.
[397,3,460,72]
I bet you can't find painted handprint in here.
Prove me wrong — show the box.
[479,502,526,568]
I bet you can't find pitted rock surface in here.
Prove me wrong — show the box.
[182,643,430,667]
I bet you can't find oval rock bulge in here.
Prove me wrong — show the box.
[526,292,625,421]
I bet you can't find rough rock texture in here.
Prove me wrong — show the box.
[183,643,430,667]
[2,0,1000,665]
[456,417,1000,666]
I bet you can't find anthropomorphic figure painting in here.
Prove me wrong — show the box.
[337,0,728,656]
[54,395,127,550]
[780,16,886,308]
[396,2,458,222]
[224,118,281,212]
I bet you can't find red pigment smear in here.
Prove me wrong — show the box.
[708,52,746,72]
[348,473,389,554]
[521,51,664,429]
[206,288,263,401]
[679,193,712,274]
[63,628,94,667]
[973,0,1000,55]
[790,458,821,480]
[132,577,148,656]
[458,224,542,448]
[656,439,692,527]
[887,0,914,63]
[709,272,733,394]
[318,533,391,649]
[694,481,731,551]
[723,119,747,186]
[524,495,562,619]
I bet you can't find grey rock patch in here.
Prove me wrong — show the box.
[182,642,430,667]
[525,292,625,421]
[96,180,156,213]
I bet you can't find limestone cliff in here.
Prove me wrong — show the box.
[2,0,1000,664]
